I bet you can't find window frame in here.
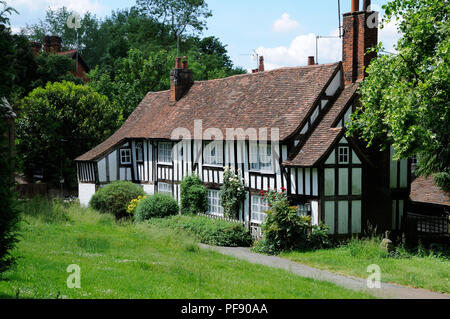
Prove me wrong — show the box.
[203,141,223,167]
[158,182,172,196]
[207,189,223,216]
[135,141,144,162]
[120,148,132,165]
[251,195,269,224]
[249,143,274,173]
[158,142,173,164]
[338,146,349,164]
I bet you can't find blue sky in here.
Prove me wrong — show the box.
[7,0,401,71]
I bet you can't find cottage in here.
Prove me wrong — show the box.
[75,1,411,235]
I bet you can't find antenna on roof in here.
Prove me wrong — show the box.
[177,34,180,58]
[240,49,259,70]
[67,12,81,73]
[315,1,343,64]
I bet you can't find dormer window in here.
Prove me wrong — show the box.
[338,146,349,164]
[120,149,131,165]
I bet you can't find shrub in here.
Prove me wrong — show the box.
[257,189,330,254]
[180,175,208,215]
[150,215,253,247]
[20,196,70,223]
[89,181,144,218]
[127,195,147,215]
[135,194,179,222]
[220,167,246,219]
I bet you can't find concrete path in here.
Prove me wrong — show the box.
[199,244,450,299]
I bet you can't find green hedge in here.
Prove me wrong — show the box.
[180,175,208,215]
[135,194,179,222]
[150,215,253,247]
[89,181,145,218]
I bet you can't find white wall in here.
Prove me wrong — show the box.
[79,183,96,207]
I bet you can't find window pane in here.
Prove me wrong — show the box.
[338,168,348,195]
[207,190,223,216]
[351,200,361,233]
[251,195,268,223]
[159,142,172,163]
[351,168,362,195]
[324,168,335,196]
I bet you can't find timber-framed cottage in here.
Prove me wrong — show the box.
[76,1,412,235]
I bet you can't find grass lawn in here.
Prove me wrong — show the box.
[0,200,373,299]
[281,238,450,294]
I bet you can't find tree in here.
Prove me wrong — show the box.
[0,101,20,275]
[0,1,18,100]
[348,0,450,191]
[136,0,212,37]
[16,81,120,188]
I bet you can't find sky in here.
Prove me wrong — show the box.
[6,0,401,71]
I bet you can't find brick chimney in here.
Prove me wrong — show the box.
[30,42,42,56]
[308,56,315,66]
[342,0,378,86]
[43,35,62,53]
[170,56,193,102]
[258,56,265,72]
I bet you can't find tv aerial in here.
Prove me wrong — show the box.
[66,12,82,72]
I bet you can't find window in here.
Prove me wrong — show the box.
[250,143,273,172]
[203,141,223,166]
[207,190,223,216]
[158,182,172,195]
[135,142,143,162]
[158,142,172,164]
[251,195,269,223]
[120,149,131,165]
[338,146,349,164]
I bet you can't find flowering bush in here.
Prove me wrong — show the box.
[255,188,330,254]
[219,167,247,219]
[127,195,147,215]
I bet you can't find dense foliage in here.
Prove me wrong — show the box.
[348,0,450,191]
[254,189,329,254]
[16,81,120,187]
[90,181,145,218]
[150,215,253,247]
[220,167,247,219]
[135,193,179,221]
[0,118,20,275]
[180,175,208,215]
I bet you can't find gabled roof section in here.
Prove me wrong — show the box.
[76,63,340,161]
[284,83,358,167]
[410,176,450,207]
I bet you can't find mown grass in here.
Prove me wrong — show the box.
[0,198,373,299]
[281,237,450,293]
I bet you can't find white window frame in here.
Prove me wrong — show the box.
[203,141,223,166]
[207,189,223,216]
[158,142,173,164]
[120,149,131,165]
[251,195,269,224]
[249,143,274,173]
[135,142,144,162]
[338,146,349,164]
[158,182,172,196]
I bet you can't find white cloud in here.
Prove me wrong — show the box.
[8,0,105,15]
[257,29,341,70]
[10,26,22,34]
[272,13,300,33]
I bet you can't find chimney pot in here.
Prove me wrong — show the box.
[351,0,360,12]
[182,56,188,69]
[170,57,193,102]
[308,56,315,66]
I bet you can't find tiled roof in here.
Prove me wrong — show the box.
[76,63,340,161]
[284,83,359,166]
[410,176,450,207]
